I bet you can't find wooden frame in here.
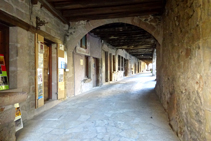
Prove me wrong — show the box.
[35,34,44,108]
[48,46,52,99]
[0,22,9,79]
[80,35,87,49]
[57,44,65,100]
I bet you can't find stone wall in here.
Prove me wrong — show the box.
[0,0,66,41]
[0,106,16,141]
[2,0,67,122]
[65,16,163,100]
[156,0,211,140]
[73,34,102,95]
[9,27,35,121]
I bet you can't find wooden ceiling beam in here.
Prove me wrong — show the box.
[92,31,151,34]
[97,35,153,40]
[130,53,153,56]
[62,2,162,17]
[66,9,162,21]
[52,0,162,10]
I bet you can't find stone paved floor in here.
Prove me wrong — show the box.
[16,72,180,141]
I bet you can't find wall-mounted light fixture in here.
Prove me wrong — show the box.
[36,17,48,30]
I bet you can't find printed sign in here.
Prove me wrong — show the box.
[0,54,9,90]
[0,66,2,74]
[58,57,65,69]
[59,69,64,82]
[39,41,44,54]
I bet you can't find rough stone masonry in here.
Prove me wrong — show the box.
[156,0,211,141]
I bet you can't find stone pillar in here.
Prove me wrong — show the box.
[147,64,150,71]
[152,49,156,76]
[0,92,27,141]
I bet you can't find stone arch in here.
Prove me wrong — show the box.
[65,16,163,51]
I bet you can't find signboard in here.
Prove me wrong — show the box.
[0,54,9,90]
[58,57,65,69]
[14,103,23,132]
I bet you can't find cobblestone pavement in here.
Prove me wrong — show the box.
[16,72,179,141]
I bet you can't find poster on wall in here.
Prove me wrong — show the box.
[14,103,23,132]
[38,83,43,99]
[0,55,4,65]
[64,51,67,69]
[38,41,44,54]
[0,54,9,90]
[38,54,43,68]
[37,69,43,84]
[58,57,65,69]
[37,68,43,99]
[59,69,64,82]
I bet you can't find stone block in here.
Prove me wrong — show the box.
[0,122,16,141]
[0,92,27,107]
[0,107,15,125]
[0,0,15,15]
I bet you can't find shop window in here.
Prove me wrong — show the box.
[80,35,87,49]
[0,23,9,80]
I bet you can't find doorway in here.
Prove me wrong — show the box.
[105,52,108,82]
[93,58,100,87]
[124,59,128,76]
[43,40,52,102]
[134,64,136,74]
[109,53,112,81]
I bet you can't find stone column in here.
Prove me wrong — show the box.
[0,92,27,141]
[152,49,156,76]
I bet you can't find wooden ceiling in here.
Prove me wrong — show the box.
[90,23,156,61]
[44,0,165,22]
[33,0,164,62]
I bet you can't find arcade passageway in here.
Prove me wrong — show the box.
[1,0,211,141]
[16,73,179,141]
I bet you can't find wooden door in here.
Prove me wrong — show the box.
[124,59,128,76]
[109,54,112,81]
[93,58,97,87]
[105,52,108,82]
[96,58,99,86]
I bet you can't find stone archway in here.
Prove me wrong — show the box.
[65,16,163,98]
[65,16,163,51]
